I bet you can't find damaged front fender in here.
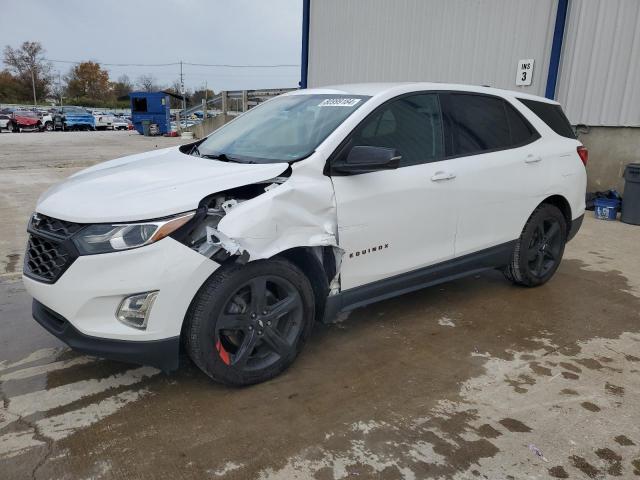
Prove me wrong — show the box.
[182,161,343,270]
[217,178,338,260]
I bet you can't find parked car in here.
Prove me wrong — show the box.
[170,120,199,132]
[52,106,95,131]
[112,117,130,131]
[93,112,114,130]
[39,111,54,131]
[0,113,12,132]
[6,110,42,132]
[23,83,586,386]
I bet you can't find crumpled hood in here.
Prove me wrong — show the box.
[36,146,289,223]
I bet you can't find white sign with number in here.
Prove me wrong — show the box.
[516,59,534,86]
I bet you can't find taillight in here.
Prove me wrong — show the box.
[577,146,588,166]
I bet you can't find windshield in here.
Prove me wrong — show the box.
[64,107,88,114]
[197,94,369,163]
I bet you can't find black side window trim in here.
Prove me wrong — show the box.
[440,92,541,160]
[325,90,541,176]
[325,91,446,176]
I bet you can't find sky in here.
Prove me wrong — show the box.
[0,0,302,92]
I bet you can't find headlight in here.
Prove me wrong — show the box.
[73,212,195,255]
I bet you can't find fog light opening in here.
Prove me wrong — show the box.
[116,291,158,330]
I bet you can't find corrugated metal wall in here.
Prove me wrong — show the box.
[557,0,640,126]
[307,0,558,96]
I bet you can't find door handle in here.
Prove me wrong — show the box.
[431,171,456,181]
[525,154,542,164]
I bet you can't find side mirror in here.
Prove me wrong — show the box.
[332,146,401,175]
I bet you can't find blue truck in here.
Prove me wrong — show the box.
[52,106,96,131]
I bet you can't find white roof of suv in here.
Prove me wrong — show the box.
[289,82,559,105]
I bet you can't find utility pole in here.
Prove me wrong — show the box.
[180,61,186,121]
[203,80,208,119]
[30,67,37,107]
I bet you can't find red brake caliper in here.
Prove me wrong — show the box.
[215,339,231,365]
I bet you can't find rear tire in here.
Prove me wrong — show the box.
[184,259,315,386]
[504,204,567,287]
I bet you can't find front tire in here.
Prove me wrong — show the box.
[184,259,315,386]
[504,204,567,287]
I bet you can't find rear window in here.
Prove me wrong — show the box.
[518,98,576,139]
[444,93,538,156]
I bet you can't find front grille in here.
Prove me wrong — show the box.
[24,214,82,283]
[25,236,71,282]
[32,214,83,238]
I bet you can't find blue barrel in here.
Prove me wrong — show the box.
[594,197,620,221]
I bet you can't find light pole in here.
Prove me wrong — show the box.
[180,61,186,120]
[30,67,37,107]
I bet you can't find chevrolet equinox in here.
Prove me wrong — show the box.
[24,83,587,385]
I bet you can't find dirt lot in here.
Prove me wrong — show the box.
[1,131,640,479]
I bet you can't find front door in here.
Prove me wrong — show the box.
[329,93,458,290]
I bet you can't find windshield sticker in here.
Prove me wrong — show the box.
[318,98,362,107]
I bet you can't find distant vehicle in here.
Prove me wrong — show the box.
[8,110,42,132]
[40,112,54,132]
[93,112,114,130]
[52,106,95,131]
[112,117,129,131]
[170,120,198,132]
[0,113,13,132]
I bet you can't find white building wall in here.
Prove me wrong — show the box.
[557,0,640,126]
[307,0,558,96]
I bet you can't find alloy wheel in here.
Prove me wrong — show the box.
[214,275,303,371]
[526,217,562,278]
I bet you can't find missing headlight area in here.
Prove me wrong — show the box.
[185,175,290,263]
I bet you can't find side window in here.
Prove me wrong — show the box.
[517,98,576,139]
[504,101,538,145]
[446,94,511,155]
[348,94,444,167]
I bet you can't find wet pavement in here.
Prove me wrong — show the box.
[1,132,640,479]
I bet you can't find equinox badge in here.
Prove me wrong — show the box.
[349,244,389,258]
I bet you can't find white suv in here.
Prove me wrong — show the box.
[23,83,586,385]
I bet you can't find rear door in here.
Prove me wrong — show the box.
[440,93,544,256]
[330,93,458,290]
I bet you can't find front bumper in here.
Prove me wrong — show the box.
[33,300,181,371]
[23,237,220,367]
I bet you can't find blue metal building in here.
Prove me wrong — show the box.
[129,91,171,135]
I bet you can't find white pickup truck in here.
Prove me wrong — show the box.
[93,112,114,130]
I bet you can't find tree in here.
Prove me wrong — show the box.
[65,61,111,100]
[164,80,196,109]
[111,74,133,99]
[0,69,22,103]
[136,74,159,92]
[191,88,215,106]
[49,74,65,106]
[3,41,53,104]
